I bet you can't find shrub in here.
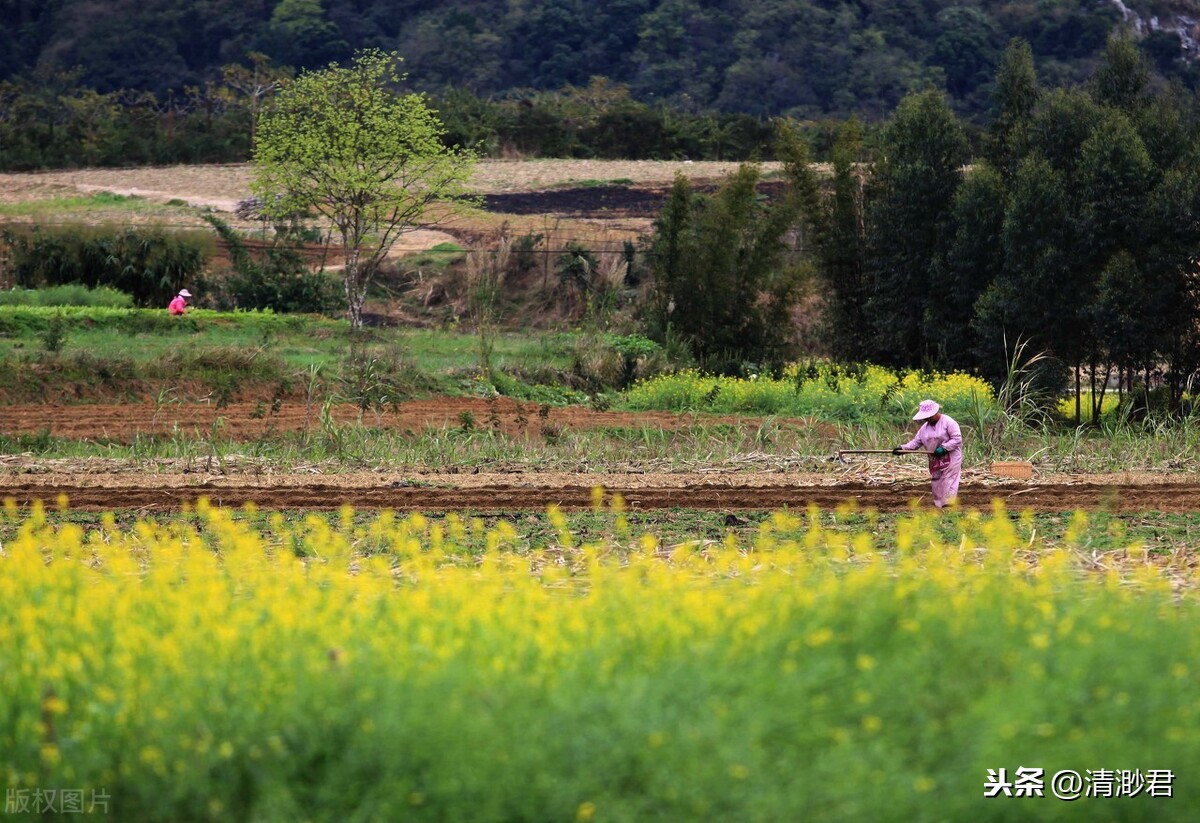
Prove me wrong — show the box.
[204,216,341,314]
[1,226,207,306]
[0,285,133,308]
[641,167,806,372]
[38,312,67,353]
[572,333,668,391]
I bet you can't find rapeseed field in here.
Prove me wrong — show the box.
[1,498,1196,820]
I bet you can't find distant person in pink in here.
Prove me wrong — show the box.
[168,289,191,315]
[893,399,962,508]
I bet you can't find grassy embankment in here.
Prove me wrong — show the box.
[0,305,576,396]
[0,191,195,221]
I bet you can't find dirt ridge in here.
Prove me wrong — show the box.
[3,398,836,440]
[2,479,1197,512]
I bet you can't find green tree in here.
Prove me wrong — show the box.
[1014,88,1104,178]
[1074,110,1156,266]
[973,155,1073,396]
[1089,32,1150,115]
[810,119,869,360]
[1071,109,1157,418]
[935,162,1007,369]
[931,6,1000,98]
[629,0,726,107]
[1017,149,1094,419]
[646,175,692,336]
[269,0,348,68]
[1140,161,1200,409]
[253,49,475,329]
[430,86,502,155]
[60,89,121,166]
[863,90,969,367]
[644,165,805,372]
[1134,83,1192,172]
[1093,251,1157,414]
[394,15,505,95]
[773,118,823,251]
[986,38,1040,180]
[220,52,292,145]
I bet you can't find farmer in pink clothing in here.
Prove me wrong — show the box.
[168,289,191,315]
[893,399,962,508]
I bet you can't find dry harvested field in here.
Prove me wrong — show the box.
[0,159,789,250]
[0,159,784,202]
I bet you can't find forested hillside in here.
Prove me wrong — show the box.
[2,0,1198,120]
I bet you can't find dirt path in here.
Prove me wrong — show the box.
[1,473,1197,512]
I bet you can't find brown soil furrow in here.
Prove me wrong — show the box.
[7,399,829,441]
[1,481,1197,512]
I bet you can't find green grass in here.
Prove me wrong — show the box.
[398,329,575,374]
[0,191,194,218]
[551,178,635,188]
[0,308,576,373]
[394,241,467,270]
[0,308,592,406]
[0,307,342,368]
[0,285,133,308]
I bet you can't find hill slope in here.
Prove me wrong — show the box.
[2,0,1198,119]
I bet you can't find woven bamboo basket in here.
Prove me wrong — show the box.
[990,461,1033,480]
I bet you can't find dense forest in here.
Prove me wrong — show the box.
[639,36,1200,414]
[2,0,1198,122]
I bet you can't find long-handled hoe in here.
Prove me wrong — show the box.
[837,449,1034,479]
[835,449,923,463]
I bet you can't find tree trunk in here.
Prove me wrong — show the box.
[1144,362,1152,415]
[1094,362,1112,423]
[1080,367,1089,429]
[343,237,364,331]
[347,286,365,330]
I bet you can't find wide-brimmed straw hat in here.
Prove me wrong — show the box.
[913,399,940,421]
[178,289,192,298]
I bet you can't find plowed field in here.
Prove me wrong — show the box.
[5,397,1199,512]
[3,397,816,440]
[0,473,1197,512]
